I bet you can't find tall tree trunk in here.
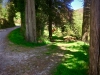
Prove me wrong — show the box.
[89,0,100,75]
[25,0,37,42]
[48,0,52,41]
[48,15,52,41]
[82,0,90,42]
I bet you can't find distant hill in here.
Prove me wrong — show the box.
[74,8,83,20]
[75,8,83,14]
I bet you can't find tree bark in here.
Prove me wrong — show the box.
[48,15,52,41]
[48,0,53,41]
[82,0,90,42]
[89,0,100,75]
[25,0,37,42]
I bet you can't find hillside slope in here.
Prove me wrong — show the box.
[73,8,83,38]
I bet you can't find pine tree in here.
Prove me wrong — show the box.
[25,0,37,42]
[89,0,100,75]
[82,0,90,42]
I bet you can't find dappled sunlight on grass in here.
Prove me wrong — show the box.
[54,41,89,75]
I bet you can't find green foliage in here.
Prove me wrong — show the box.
[0,2,16,29]
[52,36,63,40]
[62,9,83,39]
[0,4,2,16]
[1,7,8,19]
[0,5,9,29]
[7,2,16,17]
[0,0,2,3]
[52,27,62,37]
[7,2,16,26]
[53,41,89,75]
[36,11,48,38]
[8,28,48,47]
[13,0,25,12]
[0,18,10,29]
[14,12,21,25]
[72,9,83,39]
[0,3,14,19]
[62,24,74,36]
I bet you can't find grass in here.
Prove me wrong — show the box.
[8,28,89,75]
[52,36,64,41]
[8,28,47,47]
[53,41,89,75]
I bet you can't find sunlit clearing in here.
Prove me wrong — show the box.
[14,12,21,26]
[54,41,89,75]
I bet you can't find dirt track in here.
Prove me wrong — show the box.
[0,27,63,75]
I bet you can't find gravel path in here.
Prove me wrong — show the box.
[0,27,20,74]
[0,27,64,75]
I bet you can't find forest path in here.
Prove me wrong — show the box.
[0,27,64,75]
